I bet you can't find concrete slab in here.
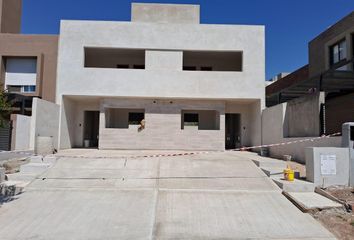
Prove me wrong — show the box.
[159,177,280,191]
[272,177,315,192]
[28,178,157,190]
[287,192,342,210]
[0,189,155,240]
[154,190,335,239]
[0,151,336,239]
[160,156,266,178]
[20,162,51,174]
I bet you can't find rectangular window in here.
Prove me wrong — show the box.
[84,47,145,69]
[182,110,220,130]
[183,51,242,72]
[330,39,347,66]
[6,85,21,92]
[23,85,36,93]
[105,108,145,128]
[183,113,199,127]
[4,57,37,91]
[128,112,144,125]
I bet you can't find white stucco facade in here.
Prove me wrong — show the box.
[56,3,265,150]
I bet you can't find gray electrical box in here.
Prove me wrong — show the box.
[342,123,354,186]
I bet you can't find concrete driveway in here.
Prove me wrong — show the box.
[0,150,335,239]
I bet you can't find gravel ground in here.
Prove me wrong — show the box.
[312,187,354,240]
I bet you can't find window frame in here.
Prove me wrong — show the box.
[329,38,347,66]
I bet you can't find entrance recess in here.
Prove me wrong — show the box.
[225,114,241,150]
[83,111,100,148]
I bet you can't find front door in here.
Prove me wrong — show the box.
[225,114,241,150]
[83,111,100,148]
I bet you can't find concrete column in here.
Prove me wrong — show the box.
[342,122,354,186]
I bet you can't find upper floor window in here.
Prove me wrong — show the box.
[3,57,37,93]
[85,48,145,69]
[330,39,347,66]
[183,51,242,72]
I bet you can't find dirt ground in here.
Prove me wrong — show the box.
[312,187,354,240]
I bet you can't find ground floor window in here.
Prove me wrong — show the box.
[106,108,145,128]
[181,110,220,130]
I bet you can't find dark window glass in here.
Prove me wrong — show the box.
[117,64,130,69]
[350,126,354,141]
[184,113,199,126]
[7,85,21,92]
[183,66,197,71]
[133,65,145,69]
[128,112,144,125]
[330,39,347,66]
[201,66,213,71]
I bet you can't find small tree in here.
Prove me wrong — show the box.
[0,85,11,128]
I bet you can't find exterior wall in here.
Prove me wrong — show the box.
[0,34,58,102]
[309,11,354,77]
[131,3,200,24]
[10,114,31,150]
[286,92,324,137]
[30,98,60,150]
[56,21,265,103]
[99,99,225,150]
[262,101,341,163]
[0,0,21,34]
[56,4,265,150]
[325,93,354,134]
[58,97,260,150]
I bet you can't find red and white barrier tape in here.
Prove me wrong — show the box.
[58,132,341,160]
[231,132,342,151]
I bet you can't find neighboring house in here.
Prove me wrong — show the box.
[56,3,265,150]
[0,0,58,151]
[266,11,354,135]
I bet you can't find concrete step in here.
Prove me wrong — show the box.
[252,158,287,168]
[28,155,44,163]
[0,180,28,196]
[284,192,342,212]
[260,167,284,177]
[6,172,36,182]
[20,162,51,175]
[272,176,315,192]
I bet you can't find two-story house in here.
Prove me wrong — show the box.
[56,3,265,150]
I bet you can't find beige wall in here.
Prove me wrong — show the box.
[0,34,58,102]
[0,0,21,34]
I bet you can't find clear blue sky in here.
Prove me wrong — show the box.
[21,0,353,80]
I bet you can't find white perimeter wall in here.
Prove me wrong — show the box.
[262,103,341,163]
[11,114,31,150]
[30,98,60,150]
